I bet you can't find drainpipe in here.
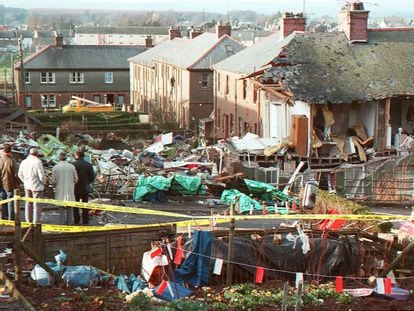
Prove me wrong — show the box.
[258,86,261,136]
[234,77,238,135]
[213,71,218,143]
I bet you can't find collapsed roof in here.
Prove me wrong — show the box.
[262,30,414,104]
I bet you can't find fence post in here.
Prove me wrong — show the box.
[13,189,21,287]
[226,197,237,286]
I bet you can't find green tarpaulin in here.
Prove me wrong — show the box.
[133,175,173,202]
[133,175,203,202]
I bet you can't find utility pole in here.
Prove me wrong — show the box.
[3,66,6,97]
[11,54,15,106]
[18,31,26,110]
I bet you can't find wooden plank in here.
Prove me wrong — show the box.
[0,271,35,311]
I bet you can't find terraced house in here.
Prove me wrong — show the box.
[16,33,146,110]
[129,24,245,130]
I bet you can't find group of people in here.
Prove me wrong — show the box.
[0,146,95,225]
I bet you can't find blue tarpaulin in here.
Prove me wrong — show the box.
[174,230,212,287]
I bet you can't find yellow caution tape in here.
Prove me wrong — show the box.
[1,195,411,233]
[20,196,193,219]
[0,198,14,205]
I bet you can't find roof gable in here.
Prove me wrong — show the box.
[214,31,288,75]
[128,38,187,68]
[153,32,245,69]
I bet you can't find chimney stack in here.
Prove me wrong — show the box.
[216,21,231,39]
[169,26,181,41]
[54,31,63,49]
[190,27,203,39]
[144,36,153,48]
[281,12,306,38]
[338,2,370,42]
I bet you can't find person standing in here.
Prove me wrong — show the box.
[72,150,95,224]
[0,144,19,220]
[51,151,78,225]
[18,148,45,224]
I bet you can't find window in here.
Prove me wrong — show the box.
[25,95,32,108]
[105,72,113,84]
[217,73,221,92]
[40,72,55,84]
[253,85,258,103]
[40,94,56,107]
[24,72,30,84]
[118,95,124,105]
[69,72,84,84]
[242,79,247,99]
[201,73,209,88]
[93,95,101,103]
[224,45,234,56]
[225,75,229,95]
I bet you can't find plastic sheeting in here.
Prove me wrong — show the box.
[152,281,193,302]
[174,230,212,287]
[213,235,359,281]
[133,175,203,202]
[133,175,173,202]
[220,189,263,213]
[116,273,147,294]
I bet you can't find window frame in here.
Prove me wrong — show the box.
[40,94,56,107]
[69,72,85,84]
[24,72,30,84]
[201,73,209,89]
[40,72,55,84]
[105,72,113,84]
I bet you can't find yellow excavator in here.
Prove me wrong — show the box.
[62,96,115,113]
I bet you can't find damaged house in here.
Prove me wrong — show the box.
[214,3,414,202]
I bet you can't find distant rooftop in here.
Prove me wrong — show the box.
[75,26,169,36]
[24,45,146,69]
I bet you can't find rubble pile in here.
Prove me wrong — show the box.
[1,131,299,210]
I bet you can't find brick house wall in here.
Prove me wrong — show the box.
[19,69,130,110]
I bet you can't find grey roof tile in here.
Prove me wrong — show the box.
[24,45,146,69]
[153,32,245,69]
[213,31,296,75]
[263,30,414,103]
[128,38,188,67]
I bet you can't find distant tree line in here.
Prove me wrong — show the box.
[0,5,28,26]
[1,5,285,30]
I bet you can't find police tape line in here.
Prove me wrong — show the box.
[0,198,14,205]
[0,218,229,233]
[19,196,194,219]
[0,196,412,233]
[16,197,414,221]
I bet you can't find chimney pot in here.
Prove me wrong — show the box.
[145,36,153,48]
[338,2,369,42]
[54,31,63,49]
[169,26,181,41]
[216,21,231,38]
[281,12,306,37]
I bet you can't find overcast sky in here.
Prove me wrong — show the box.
[2,0,414,17]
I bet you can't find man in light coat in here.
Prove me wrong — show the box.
[18,148,45,224]
[51,151,78,225]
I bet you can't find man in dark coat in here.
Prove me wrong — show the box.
[0,144,19,220]
[72,150,95,224]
